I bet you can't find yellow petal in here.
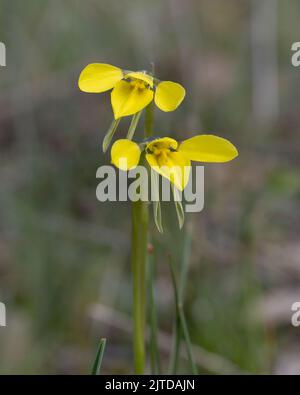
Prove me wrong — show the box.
[154,81,186,112]
[125,71,153,88]
[111,80,154,119]
[111,139,141,170]
[178,135,238,162]
[146,151,191,191]
[78,63,123,93]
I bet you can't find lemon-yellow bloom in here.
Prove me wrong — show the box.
[78,63,185,119]
[111,135,238,191]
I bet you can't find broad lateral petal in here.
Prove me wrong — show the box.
[154,81,186,112]
[111,80,154,119]
[111,139,141,170]
[78,63,123,93]
[178,134,238,163]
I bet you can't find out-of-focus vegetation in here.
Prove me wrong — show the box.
[0,0,300,374]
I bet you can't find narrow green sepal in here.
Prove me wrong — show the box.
[102,118,120,153]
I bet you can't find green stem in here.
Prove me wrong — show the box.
[91,338,107,375]
[131,99,154,374]
[144,99,154,138]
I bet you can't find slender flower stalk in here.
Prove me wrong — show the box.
[131,100,154,374]
[144,98,155,138]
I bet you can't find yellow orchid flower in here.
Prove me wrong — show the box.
[111,134,238,191]
[78,63,185,119]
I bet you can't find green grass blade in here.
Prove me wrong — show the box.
[179,226,193,300]
[168,254,198,375]
[148,249,161,374]
[168,319,181,374]
[168,253,182,374]
[91,338,107,375]
[169,228,192,373]
[178,308,198,375]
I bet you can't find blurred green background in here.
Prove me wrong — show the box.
[0,0,300,374]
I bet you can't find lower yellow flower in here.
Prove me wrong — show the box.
[78,63,185,119]
[111,135,238,190]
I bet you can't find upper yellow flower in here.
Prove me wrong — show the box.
[78,63,186,119]
[111,134,238,191]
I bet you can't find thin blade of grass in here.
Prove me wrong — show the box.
[169,227,192,373]
[91,338,107,375]
[148,247,161,374]
[179,225,193,300]
[168,317,181,374]
[168,254,198,375]
[168,252,182,374]
[178,307,198,374]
